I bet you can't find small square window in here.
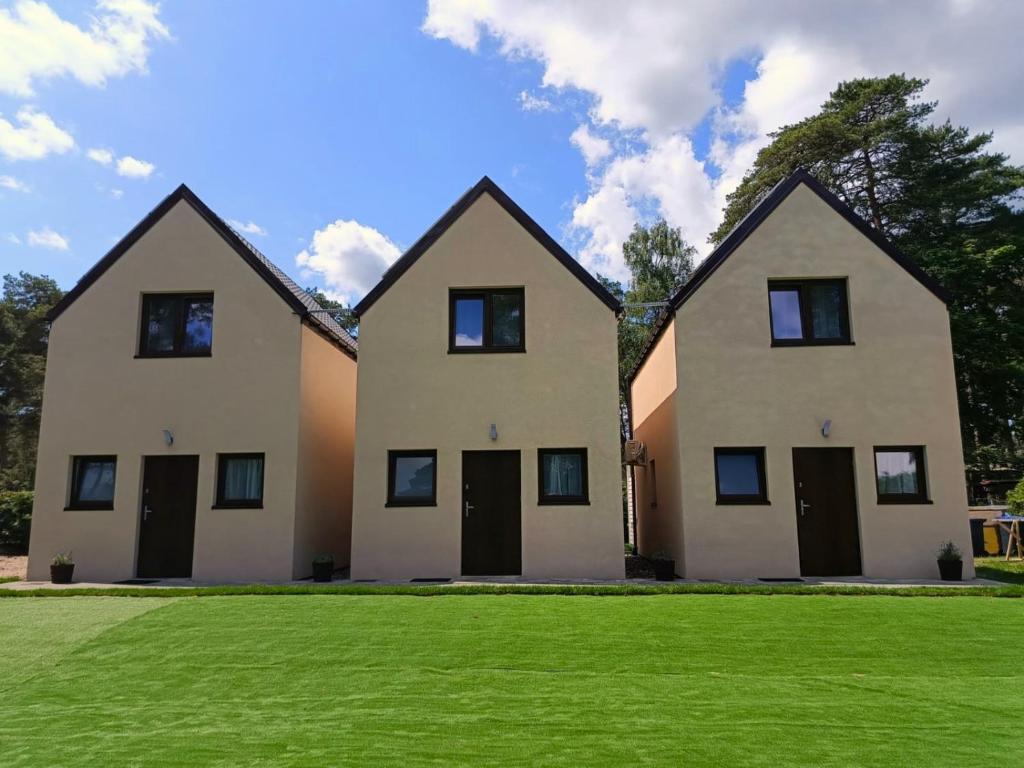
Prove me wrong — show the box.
[215,453,264,508]
[538,448,589,505]
[387,450,437,507]
[768,280,850,346]
[139,293,214,357]
[67,456,117,510]
[874,446,929,504]
[449,289,524,352]
[714,448,768,504]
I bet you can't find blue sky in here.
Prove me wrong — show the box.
[2,1,1021,303]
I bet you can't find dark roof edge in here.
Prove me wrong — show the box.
[627,168,950,386]
[45,184,357,358]
[669,169,949,311]
[352,176,622,317]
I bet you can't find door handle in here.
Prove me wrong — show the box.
[464,501,475,518]
[799,500,811,517]
[143,506,154,521]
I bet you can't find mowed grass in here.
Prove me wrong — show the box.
[1,595,1021,767]
[975,556,1024,584]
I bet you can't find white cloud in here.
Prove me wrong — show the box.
[0,175,30,192]
[110,187,123,199]
[424,0,1024,280]
[0,0,170,97]
[115,154,154,178]
[227,219,268,237]
[0,106,74,160]
[571,135,717,282]
[518,90,554,112]
[87,147,113,165]
[570,124,611,167]
[296,219,401,305]
[27,227,69,250]
[6,233,22,245]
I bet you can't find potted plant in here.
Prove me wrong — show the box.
[652,550,676,582]
[312,553,334,583]
[50,551,74,584]
[936,541,963,581]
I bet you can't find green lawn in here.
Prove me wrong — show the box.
[975,556,1024,584]
[1,595,1020,767]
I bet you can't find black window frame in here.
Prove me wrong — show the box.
[66,455,117,510]
[214,452,265,509]
[767,279,851,346]
[714,447,769,505]
[874,445,930,504]
[386,449,438,507]
[138,292,215,358]
[537,448,590,505]
[448,287,525,353]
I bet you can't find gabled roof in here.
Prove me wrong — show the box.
[46,184,357,359]
[627,169,950,385]
[351,176,622,317]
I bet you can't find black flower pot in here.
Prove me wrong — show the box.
[937,559,962,581]
[50,563,74,584]
[653,559,676,582]
[312,559,334,583]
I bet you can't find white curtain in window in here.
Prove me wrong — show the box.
[876,452,918,494]
[225,457,262,500]
[79,461,115,501]
[544,454,582,496]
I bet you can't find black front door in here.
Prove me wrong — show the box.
[461,451,521,576]
[792,448,862,577]
[137,456,199,578]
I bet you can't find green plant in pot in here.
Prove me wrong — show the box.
[50,551,74,584]
[652,550,676,582]
[312,553,334,583]
[936,541,963,582]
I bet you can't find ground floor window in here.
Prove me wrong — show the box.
[387,450,437,506]
[67,455,117,510]
[538,448,589,504]
[215,453,265,508]
[874,446,929,503]
[714,447,768,504]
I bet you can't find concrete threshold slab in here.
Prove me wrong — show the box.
[0,576,1006,590]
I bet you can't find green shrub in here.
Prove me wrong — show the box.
[1007,478,1024,517]
[0,491,32,552]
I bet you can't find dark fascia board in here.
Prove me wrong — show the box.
[351,176,622,317]
[669,169,950,311]
[45,184,357,361]
[626,168,950,386]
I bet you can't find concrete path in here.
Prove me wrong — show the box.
[1,574,1006,590]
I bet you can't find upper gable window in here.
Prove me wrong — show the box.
[139,293,214,357]
[768,279,850,346]
[449,288,524,353]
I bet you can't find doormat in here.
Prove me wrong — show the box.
[758,577,804,582]
[410,578,452,583]
[115,579,161,585]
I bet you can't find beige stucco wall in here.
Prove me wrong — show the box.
[27,200,304,583]
[629,318,684,570]
[292,325,357,579]
[670,182,972,580]
[350,191,623,580]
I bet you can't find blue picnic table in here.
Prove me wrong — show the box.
[994,516,1024,561]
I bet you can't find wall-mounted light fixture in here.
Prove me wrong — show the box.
[821,419,832,438]
[162,429,174,447]
[489,423,498,441]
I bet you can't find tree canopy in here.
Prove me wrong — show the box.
[603,220,695,441]
[0,273,63,490]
